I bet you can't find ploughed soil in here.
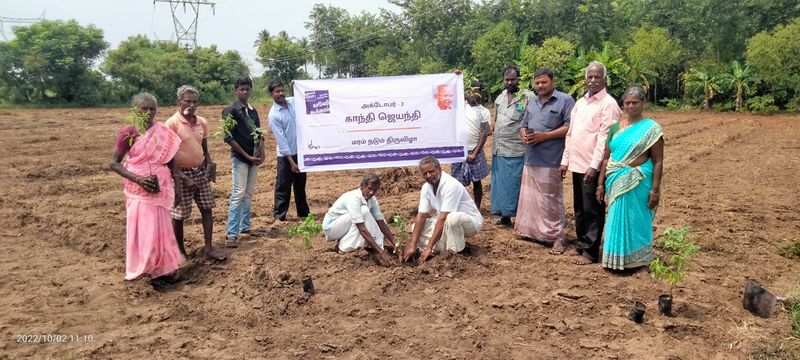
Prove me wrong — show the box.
[0,106,799,359]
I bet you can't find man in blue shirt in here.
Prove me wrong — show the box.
[267,80,309,222]
[515,67,575,254]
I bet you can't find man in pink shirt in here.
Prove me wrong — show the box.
[165,85,226,261]
[560,62,622,265]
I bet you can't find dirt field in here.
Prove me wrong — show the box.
[0,106,799,359]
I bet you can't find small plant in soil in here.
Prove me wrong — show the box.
[123,107,159,192]
[390,215,408,255]
[288,214,322,251]
[778,236,800,260]
[650,226,700,315]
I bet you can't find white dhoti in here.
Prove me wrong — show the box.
[324,205,384,252]
[413,212,479,253]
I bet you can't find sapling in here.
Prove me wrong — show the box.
[124,107,151,146]
[248,119,266,157]
[650,226,700,314]
[390,215,408,256]
[288,214,322,250]
[123,107,159,192]
[214,113,238,140]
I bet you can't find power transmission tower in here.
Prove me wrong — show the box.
[153,0,215,51]
[0,12,45,41]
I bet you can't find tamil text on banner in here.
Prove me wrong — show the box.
[294,73,467,172]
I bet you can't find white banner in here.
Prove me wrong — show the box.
[294,73,467,172]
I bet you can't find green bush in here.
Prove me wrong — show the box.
[748,95,779,113]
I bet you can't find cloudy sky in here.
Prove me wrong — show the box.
[1,0,398,74]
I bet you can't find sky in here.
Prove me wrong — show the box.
[0,0,398,75]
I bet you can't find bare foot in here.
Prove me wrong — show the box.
[574,255,593,265]
[549,240,566,255]
[205,247,227,261]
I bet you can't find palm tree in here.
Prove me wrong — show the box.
[719,61,756,112]
[298,37,311,76]
[683,68,721,111]
[253,29,270,49]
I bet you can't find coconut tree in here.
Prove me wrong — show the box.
[253,29,270,49]
[718,61,756,112]
[683,68,721,111]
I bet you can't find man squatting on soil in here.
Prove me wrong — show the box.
[165,85,227,261]
[401,156,484,266]
[322,174,398,266]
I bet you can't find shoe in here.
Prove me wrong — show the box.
[225,236,239,248]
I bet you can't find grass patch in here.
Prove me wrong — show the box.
[779,236,800,259]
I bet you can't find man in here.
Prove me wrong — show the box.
[491,65,533,226]
[450,90,490,209]
[322,174,397,266]
[435,84,455,110]
[560,61,622,265]
[222,75,266,248]
[515,67,575,254]
[165,85,226,261]
[267,80,310,222]
[401,156,483,266]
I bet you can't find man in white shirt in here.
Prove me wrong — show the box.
[323,174,397,266]
[402,156,484,266]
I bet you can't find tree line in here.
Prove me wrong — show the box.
[1,0,799,111]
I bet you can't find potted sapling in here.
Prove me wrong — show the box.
[248,119,266,160]
[125,107,160,193]
[390,215,409,260]
[287,214,323,294]
[650,226,700,316]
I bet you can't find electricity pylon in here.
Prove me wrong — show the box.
[153,0,215,51]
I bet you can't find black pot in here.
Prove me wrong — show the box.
[147,175,160,193]
[302,275,315,295]
[628,300,646,324]
[658,294,673,316]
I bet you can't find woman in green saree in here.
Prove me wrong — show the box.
[596,87,664,270]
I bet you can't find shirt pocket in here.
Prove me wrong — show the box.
[585,113,604,133]
[542,109,563,129]
[508,107,524,122]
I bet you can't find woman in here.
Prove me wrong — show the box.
[596,87,664,270]
[109,92,184,281]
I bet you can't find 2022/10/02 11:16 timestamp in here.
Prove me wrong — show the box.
[16,334,94,343]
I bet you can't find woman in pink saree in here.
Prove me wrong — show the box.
[109,93,184,281]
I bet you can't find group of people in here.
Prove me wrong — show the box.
[109,76,310,282]
[109,60,665,282]
[321,61,664,271]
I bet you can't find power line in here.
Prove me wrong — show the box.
[0,12,45,41]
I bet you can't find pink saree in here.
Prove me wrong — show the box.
[122,122,183,280]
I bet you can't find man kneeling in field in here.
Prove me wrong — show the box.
[322,174,398,266]
[402,156,484,266]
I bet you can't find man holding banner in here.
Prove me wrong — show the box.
[402,156,483,266]
[267,80,310,222]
